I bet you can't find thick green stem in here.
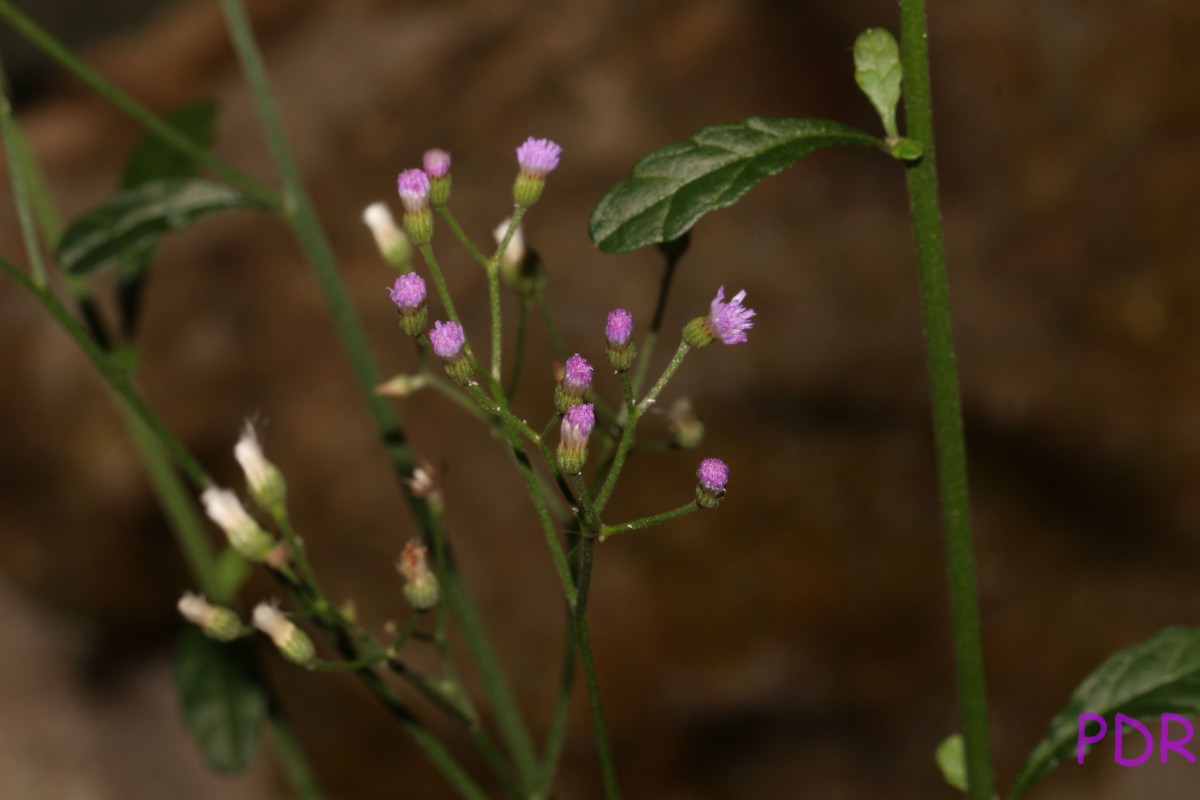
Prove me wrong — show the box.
[898,2,995,798]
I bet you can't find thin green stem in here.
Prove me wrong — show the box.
[265,714,324,800]
[417,242,464,326]
[2,258,211,488]
[0,68,46,286]
[436,206,490,269]
[630,250,680,396]
[215,0,437,533]
[506,296,529,400]
[600,501,699,540]
[595,341,690,512]
[0,2,278,207]
[571,537,620,800]
[432,510,541,790]
[488,209,526,382]
[898,2,994,798]
[115,395,222,593]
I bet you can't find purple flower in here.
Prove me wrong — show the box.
[397,168,431,212]
[389,273,426,312]
[697,458,729,493]
[560,403,595,450]
[562,354,593,397]
[516,137,562,177]
[706,286,756,345]
[429,320,465,361]
[422,149,451,178]
[605,308,633,348]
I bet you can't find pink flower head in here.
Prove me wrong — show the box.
[516,137,562,177]
[562,354,593,397]
[697,458,729,493]
[422,149,451,178]
[389,273,426,312]
[706,286,756,345]
[605,308,633,348]
[397,168,431,212]
[560,403,595,450]
[429,320,465,361]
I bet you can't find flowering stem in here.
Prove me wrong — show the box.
[600,501,699,539]
[506,296,529,400]
[0,2,278,207]
[417,242,464,325]
[630,247,681,396]
[436,205,490,269]
[898,1,995,797]
[423,373,492,422]
[595,340,690,511]
[488,208,526,383]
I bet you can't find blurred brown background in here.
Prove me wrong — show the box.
[2,0,1200,797]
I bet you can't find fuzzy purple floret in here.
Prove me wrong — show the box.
[562,353,593,395]
[707,286,756,345]
[389,273,426,311]
[423,149,451,178]
[561,403,595,448]
[697,458,729,492]
[516,137,562,176]
[397,168,431,212]
[428,320,465,360]
[605,308,633,347]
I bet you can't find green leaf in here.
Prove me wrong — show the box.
[1009,626,1200,799]
[854,28,903,141]
[936,734,968,791]
[175,627,268,773]
[122,100,218,188]
[57,179,262,277]
[588,116,881,254]
[115,101,218,336]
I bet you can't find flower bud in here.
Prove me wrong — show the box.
[428,320,474,386]
[253,602,315,666]
[556,403,594,474]
[667,398,704,449]
[375,373,428,397]
[695,457,729,509]
[177,592,243,642]
[604,308,637,371]
[513,137,561,207]
[492,217,545,294]
[554,353,593,412]
[422,149,452,206]
[398,539,440,611]
[234,422,286,516]
[201,487,274,562]
[389,272,428,337]
[397,168,434,245]
[362,202,412,269]
[683,286,756,347]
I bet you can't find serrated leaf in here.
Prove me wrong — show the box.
[936,734,968,791]
[57,179,262,276]
[122,101,218,189]
[588,116,881,254]
[1009,626,1200,799]
[854,28,903,141]
[175,627,268,773]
